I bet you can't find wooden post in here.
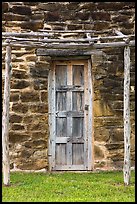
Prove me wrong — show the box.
[123,45,131,185]
[2,44,12,186]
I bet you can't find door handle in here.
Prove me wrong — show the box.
[85,104,89,110]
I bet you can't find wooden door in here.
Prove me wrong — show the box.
[48,60,92,171]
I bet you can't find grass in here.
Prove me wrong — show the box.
[2,170,135,202]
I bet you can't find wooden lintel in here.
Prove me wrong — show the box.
[36,48,103,56]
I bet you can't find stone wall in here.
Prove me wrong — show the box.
[2,2,135,170]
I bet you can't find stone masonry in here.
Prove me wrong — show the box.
[2,2,135,171]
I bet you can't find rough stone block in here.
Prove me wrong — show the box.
[31,131,48,139]
[75,11,90,20]
[92,12,111,21]
[11,5,32,15]
[10,92,20,102]
[20,90,40,102]
[67,24,83,30]
[30,66,49,78]
[109,128,124,142]
[2,2,9,13]
[10,113,23,123]
[44,11,61,21]
[9,131,29,143]
[93,21,110,31]
[21,20,43,31]
[33,79,48,90]
[3,13,29,21]
[93,100,113,117]
[27,121,48,131]
[11,79,30,89]
[40,91,48,102]
[11,124,25,131]
[29,103,48,113]
[23,115,34,124]
[12,102,28,113]
[94,127,110,142]
[12,69,28,79]
[94,145,105,159]
[38,2,61,11]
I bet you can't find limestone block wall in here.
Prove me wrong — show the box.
[2,2,135,170]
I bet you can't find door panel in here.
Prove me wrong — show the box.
[48,60,92,171]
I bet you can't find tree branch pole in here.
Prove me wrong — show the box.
[123,45,131,186]
[2,42,12,186]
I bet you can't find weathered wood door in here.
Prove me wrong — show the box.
[48,60,92,171]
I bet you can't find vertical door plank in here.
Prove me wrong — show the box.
[55,65,67,87]
[73,65,84,86]
[56,92,67,111]
[72,144,84,165]
[72,117,83,138]
[56,144,67,165]
[72,92,84,111]
[56,117,67,137]
[67,62,73,165]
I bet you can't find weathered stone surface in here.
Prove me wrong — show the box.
[105,143,124,150]
[94,116,123,128]
[33,150,47,159]
[31,131,48,140]
[11,124,25,131]
[92,12,111,21]
[11,79,30,89]
[33,79,48,90]
[3,13,29,21]
[94,145,105,159]
[20,90,39,102]
[21,20,43,31]
[9,131,29,143]
[23,114,34,124]
[27,122,48,131]
[10,92,20,102]
[44,11,61,21]
[29,103,48,113]
[38,2,61,11]
[67,24,83,30]
[2,2,9,13]
[12,69,28,79]
[30,67,49,78]
[93,21,110,30]
[40,91,48,102]
[75,11,90,20]
[12,102,28,113]
[96,2,127,11]
[10,5,32,15]
[94,127,110,142]
[10,113,23,123]
[93,100,113,117]
[109,128,124,142]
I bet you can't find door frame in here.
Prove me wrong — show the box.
[48,57,93,171]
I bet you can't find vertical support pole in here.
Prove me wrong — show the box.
[123,45,131,185]
[2,44,11,186]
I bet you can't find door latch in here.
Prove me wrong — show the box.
[85,104,89,110]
